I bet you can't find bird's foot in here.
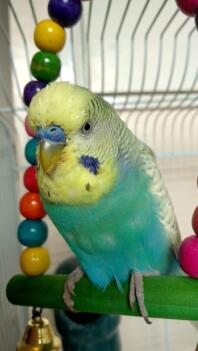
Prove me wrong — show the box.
[63,266,84,312]
[129,271,160,324]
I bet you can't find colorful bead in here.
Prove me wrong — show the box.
[34,19,66,53]
[25,138,37,165]
[175,0,198,16]
[192,206,198,235]
[20,247,50,276]
[179,235,198,278]
[23,166,38,193]
[19,192,46,219]
[25,115,36,137]
[17,219,48,247]
[31,51,61,82]
[23,80,47,106]
[48,0,82,28]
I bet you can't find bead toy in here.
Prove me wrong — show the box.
[34,19,66,53]
[179,235,198,277]
[48,0,82,27]
[18,0,84,282]
[24,116,36,137]
[17,219,48,247]
[19,192,46,220]
[23,166,38,193]
[20,247,50,276]
[23,80,47,106]
[31,51,61,82]
[176,0,198,16]
[24,138,37,165]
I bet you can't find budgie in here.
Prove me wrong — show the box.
[28,82,181,323]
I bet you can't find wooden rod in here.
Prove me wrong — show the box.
[6,274,198,321]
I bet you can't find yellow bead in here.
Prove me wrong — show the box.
[34,19,66,53]
[20,247,50,276]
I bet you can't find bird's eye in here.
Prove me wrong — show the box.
[81,122,92,133]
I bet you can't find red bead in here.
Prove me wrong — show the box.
[175,0,198,16]
[179,235,198,278]
[25,115,36,137]
[192,207,198,235]
[19,192,46,219]
[23,166,39,193]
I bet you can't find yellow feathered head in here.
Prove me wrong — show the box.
[28,82,121,205]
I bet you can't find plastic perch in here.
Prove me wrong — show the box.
[6,274,198,320]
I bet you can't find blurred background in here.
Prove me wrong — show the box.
[0,0,198,349]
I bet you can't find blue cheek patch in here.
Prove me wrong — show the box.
[80,155,99,175]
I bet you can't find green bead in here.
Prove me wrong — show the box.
[31,51,61,82]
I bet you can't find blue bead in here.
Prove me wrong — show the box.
[25,138,37,165]
[17,219,48,247]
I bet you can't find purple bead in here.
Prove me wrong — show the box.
[48,0,82,28]
[23,80,47,106]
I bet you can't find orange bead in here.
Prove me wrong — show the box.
[34,19,66,53]
[20,247,50,276]
[19,192,46,219]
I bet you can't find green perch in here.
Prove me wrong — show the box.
[6,274,198,321]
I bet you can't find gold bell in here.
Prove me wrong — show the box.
[17,308,61,351]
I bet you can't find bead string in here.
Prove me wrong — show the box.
[175,0,198,278]
[18,0,86,277]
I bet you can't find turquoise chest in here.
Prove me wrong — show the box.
[43,167,178,289]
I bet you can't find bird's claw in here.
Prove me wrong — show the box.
[63,267,84,312]
[144,316,152,325]
[63,283,75,311]
[129,271,159,324]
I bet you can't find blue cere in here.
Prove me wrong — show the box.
[36,125,66,143]
[80,155,99,175]
[36,127,45,141]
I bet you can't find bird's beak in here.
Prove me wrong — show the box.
[39,140,65,174]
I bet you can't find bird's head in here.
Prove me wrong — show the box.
[28,82,121,205]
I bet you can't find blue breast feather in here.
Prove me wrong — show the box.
[43,163,179,290]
